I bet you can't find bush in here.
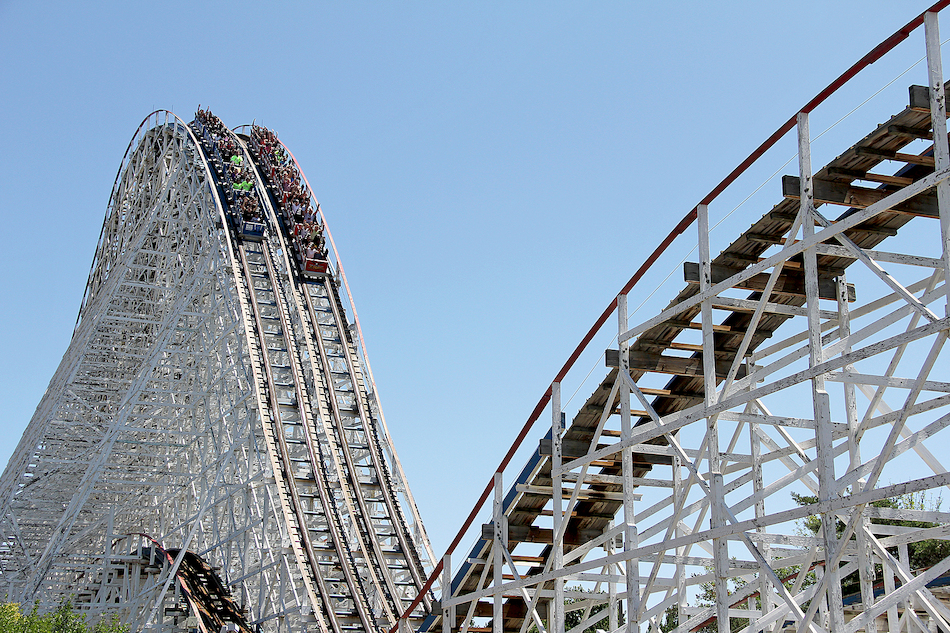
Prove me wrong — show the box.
[0,600,128,633]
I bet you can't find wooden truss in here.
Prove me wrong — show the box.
[0,111,436,632]
[434,10,950,633]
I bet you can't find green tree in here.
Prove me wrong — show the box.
[563,592,616,633]
[0,604,21,633]
[0,600,128,633]
[658,606,677,633]
[527,587,623,633]
[791,490,950,597]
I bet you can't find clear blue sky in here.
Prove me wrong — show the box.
[0,0,943,559]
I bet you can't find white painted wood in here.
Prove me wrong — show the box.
[813,209,940,323]
[619,165,950,344]
[551,380,565,633]
[443,554,453,633]
[618,293,640,631]
[926,11,950,318]
[493,472,504,633]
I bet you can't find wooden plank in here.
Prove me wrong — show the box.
[683,261,853,301]
[783,175,938,218]
[910,84,930,111]
[853,146,935,167]
[605,349,747,380]
[480,523,604,545]
[515,484,628,502]
[887,124,933,140]
[746,232,786,245]
[826,166,915,187]
[666,319,737,333]
[540,438,674,464]
[463,600,549,619]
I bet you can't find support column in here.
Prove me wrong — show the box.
[748,375,773,625]
[837,274,876,631]
[607,520,619,633]
[925,11,950,316]
[494,472,505,633]
[443,553,453,633]
[799,111,843,631]
[551,381,565,633]
[697,203,729,630]
[618,293,640,631]
[672,440,685,628]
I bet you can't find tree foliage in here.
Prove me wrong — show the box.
[526,586,622,633]
[660,492,950,632]
[792,490,950,571]
[0,600,128,633]
[792,490,950,600]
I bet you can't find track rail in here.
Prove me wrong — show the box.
[246,124,433,621]
[184,111,433,631]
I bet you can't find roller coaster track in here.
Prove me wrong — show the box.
[6,4,950,633]
[397,4,950,633]
[0,109,434,632]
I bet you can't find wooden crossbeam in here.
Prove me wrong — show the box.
[827,166,915,187]
[583,402,650,416]
[767,210,799,222]
[782,175,938,218]
[515,484,627,502]
[539,437,675,464]
[509,555,546,563]
[596,380,701,400]
[666,319,737,333]
[537,509,617,519]
[605,349,748,380]
[853,146,935,167]
[480,523,604,545]
[683,261,854,301]
[746,232,787,245]
[886,124,933,140]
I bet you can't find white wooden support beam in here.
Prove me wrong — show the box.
[606,520,619,632]
[746,388,775,631]
[672,445,686,629]
[493,472,504,633]
[696,203,729,631]
[443,553,453,633]
[798,110,844,632]
[838,274,876,633]
[925,11,950,317]
[618,293,640,631]
[551,381,565,633]
[813,210,939,323]
[814,244,945,269]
